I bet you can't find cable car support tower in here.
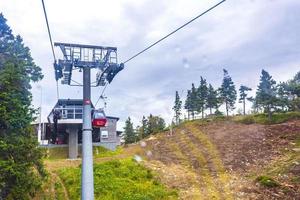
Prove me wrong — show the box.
[54,42,124,200]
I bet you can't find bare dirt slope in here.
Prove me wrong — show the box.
[140,120,300,200]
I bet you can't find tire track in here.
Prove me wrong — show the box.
[50,171,70,200]
[184,123,234,200]
[169,129,221,200]
[148,132,204,199]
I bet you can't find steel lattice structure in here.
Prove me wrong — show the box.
[54,42,123,86]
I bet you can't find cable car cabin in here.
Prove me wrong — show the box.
[92,109,107,128]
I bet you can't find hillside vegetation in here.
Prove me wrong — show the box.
[38,114,300,200]
[234,112,300,125]
[58,159,177,200]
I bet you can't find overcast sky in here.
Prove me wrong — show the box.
[0,0,299,129]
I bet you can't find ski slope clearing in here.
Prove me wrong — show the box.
[41,117,300,200]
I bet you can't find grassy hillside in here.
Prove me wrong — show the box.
[234,111,300,125]
[58,159,177,200]
[38,113,300,200]
[141,115,300,199]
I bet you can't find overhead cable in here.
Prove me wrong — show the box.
[122,0,226,64]
[95,83,108,107]
[41,0,60,99]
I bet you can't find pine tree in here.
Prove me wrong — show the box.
[206,84,219,115]
[172,91,182,124]
[184,90,192,120]
[197,76,208,118]
[146,114,165,134]
[146,114,155,134]
[0,14,45,199]
[285,71,300,111]
[239,85,252,115]
[136,125,142,141]
[141,116,148,138]
[277,82,290,111]
[255,70,277,120]
[190,83,198,119]
[219,69,237,116]
[135,116,148,139]
[156,117,166,132]
[124,117,135,144]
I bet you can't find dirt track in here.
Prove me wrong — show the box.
[142,120,300,200]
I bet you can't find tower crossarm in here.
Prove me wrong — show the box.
[54,42,120,85]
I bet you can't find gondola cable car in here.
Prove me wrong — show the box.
[92,109,107,128]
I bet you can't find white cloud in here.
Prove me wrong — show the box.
[0,0,299,129]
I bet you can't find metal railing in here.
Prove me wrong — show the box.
[54,106,83,119]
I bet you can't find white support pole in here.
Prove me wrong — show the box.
[81,67,94,200]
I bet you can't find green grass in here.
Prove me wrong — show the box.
[256,175,280,187]
[54,181,65,200]
[235,112,300,125]
[45,146,123,160]
[57,159,178,200]
[45,147,69,160]
[93,146,123,158]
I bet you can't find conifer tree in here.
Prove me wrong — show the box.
[136,116,148,140]
[135,125,142,141]
[190,83,198,119]
[197,76,208,118]
[156,117,166,132]
[0,13,45,199]
[219,69,237,116]
[239,85,252,115]
[124,117,135,144]
[147,114,165,134]
[206,84,219,115]
[146,114,155,134]
[141,116,148,138]
[172,91,182,124]
[285,71,300,111]
[184,90,192,120]
[277,82,290,111]
[255,70,277,120]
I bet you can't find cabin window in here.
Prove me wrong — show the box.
[94,112,105,118]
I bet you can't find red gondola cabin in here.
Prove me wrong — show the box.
[92,109,107,128]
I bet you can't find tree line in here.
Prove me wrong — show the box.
[123,114,166,144]
[173,69,300,123]
[124,68,300,144]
